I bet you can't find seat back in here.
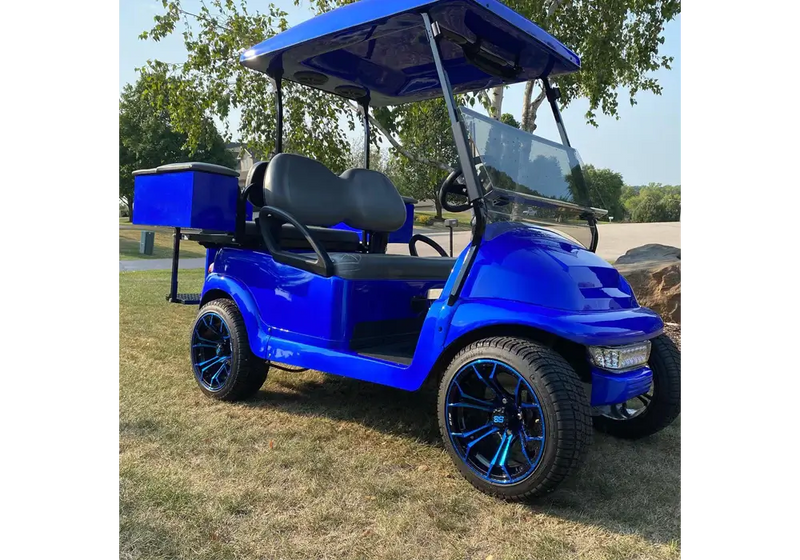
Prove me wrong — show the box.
[263,153,406,232]
[244,160,269,207]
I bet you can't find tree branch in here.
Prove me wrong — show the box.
[346,102,454,172]
[532,87,547,111]
[178,8,232,33]
[547,0,568,18]
[522,86,548,132]
[477,89,492,111]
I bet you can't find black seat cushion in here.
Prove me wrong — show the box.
[330,253,456,280]
[263,153,407,233]
[243,221,360,252]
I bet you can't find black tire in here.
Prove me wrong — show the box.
[593,334,681,439]
[438,337,592,500]
[190,299,266,401]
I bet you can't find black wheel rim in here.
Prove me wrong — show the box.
[602,384,654,421]
[445,359,546,485]
[191,312,232,392]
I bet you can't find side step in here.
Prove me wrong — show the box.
[167,293,202,305]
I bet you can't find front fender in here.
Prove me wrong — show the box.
[462,222,639,312]
[201,273,269,358]
[444,299,663,348]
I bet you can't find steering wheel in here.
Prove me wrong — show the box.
[438,168,472,213]
[409,234,449,257]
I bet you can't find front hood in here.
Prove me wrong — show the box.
[462,222,637,312]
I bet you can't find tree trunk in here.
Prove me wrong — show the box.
[434,196,443,219]
[521,81,534,131]
[489,86,503,119]
[520,80,547,133]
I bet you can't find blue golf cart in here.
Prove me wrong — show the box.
[132,0,680,500]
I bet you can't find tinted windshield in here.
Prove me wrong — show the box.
[460,107,605,248]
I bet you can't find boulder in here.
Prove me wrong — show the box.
[615,244,681,323]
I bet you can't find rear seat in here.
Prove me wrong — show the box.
[243,220,360,252]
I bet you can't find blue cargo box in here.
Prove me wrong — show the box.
[132,162,240,232]
[332,196,416,243]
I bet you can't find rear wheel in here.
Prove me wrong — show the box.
[190,299,266,401]
[593,334,681,439]
[438,337,592,500]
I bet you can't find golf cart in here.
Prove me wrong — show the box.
[132,0,680,500]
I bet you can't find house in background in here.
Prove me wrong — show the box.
[225,143,268,187]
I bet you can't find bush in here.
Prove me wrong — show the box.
[414,215,438,226]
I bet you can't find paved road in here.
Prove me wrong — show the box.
[119,222,680,271]
[392,222,680,261]
[120,258,206,272]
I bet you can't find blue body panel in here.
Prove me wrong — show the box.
[441,222,664,348]
[133,170,239,231]
[240,0,580,107]
[200,221,662,404]
[202,272,269,357]
[206,248,444,351]
[464,222,638,312]
[333,200,415,244]
[590,366,653,407]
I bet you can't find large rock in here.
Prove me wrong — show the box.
[615,244,681,323]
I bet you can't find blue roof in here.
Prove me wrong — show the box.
[241,0,580,107]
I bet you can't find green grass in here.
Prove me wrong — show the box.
[119,228,206,260]
[120,270,680,560]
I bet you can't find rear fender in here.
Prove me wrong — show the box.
[201,273,269,358]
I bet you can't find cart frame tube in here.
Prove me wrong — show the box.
[422,12,488,305]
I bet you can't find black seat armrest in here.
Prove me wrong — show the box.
[258,206,334,277]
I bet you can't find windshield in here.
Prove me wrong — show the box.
[459,107,606,248]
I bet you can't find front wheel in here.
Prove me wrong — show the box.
[593,334,681,439]
[438,337,592,500]
[190,299,266,401]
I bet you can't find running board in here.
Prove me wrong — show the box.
[167,293,202,305]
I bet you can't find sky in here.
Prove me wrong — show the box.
[120,0,681,186]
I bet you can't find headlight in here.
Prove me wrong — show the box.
[587,341,651,371]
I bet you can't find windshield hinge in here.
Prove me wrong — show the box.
[430,20,442,39]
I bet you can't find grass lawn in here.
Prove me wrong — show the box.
[119,228,206,260]
[120,270,680,560]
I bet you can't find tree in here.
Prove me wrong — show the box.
[140,0,355,175]
[138,0,680,198]
[622,183,681,222]
[344,136,389,176]
[489,1,681,131]
[620,184,641,206]
[385,100,458,219]
[500,113,521,128]
[119,70,236,215]
[581,165,625,221]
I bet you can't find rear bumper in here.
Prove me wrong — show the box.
[590,366,652,406]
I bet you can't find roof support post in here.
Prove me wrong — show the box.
[269,69,284,154]
[542,78,571,148]
[360,98,370,169]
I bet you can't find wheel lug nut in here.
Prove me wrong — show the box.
[502,398,507,404]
